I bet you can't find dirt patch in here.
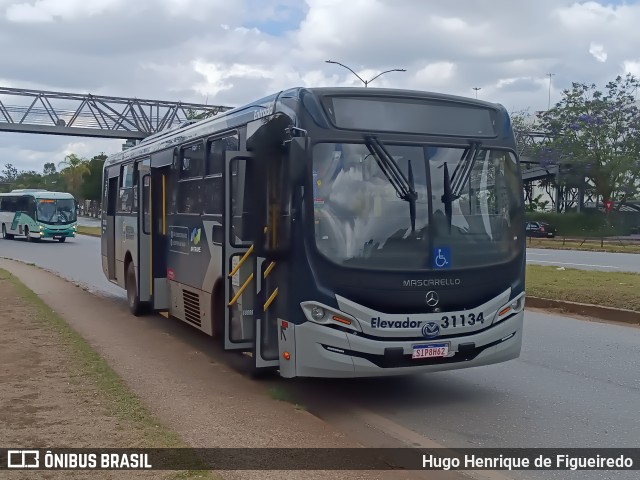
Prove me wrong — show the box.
[0,271,207,480]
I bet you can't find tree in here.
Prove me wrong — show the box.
[43,162,57,176]
[1,163,18,182]
[80,154,107,201]
[59,153,90,198]
[537,74,640,203]
[12,170,45,190]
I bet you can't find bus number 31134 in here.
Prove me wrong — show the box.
[440,312,484,329]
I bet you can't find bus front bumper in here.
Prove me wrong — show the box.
[39,226,76,238]
[282,311,523,378]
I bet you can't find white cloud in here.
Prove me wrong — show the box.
[414,62,457,88]
[5,0,125,23]
[589,42,608,62]
[623,60,640,77]
[3,0,640,172]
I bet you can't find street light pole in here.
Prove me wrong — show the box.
[546,73,555,110]
[325,60,406,87]
[472,87,481,99]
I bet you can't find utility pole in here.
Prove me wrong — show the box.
[325,60,406,87]
[472,87,481,99]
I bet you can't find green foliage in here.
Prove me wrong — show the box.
[1,153,96,199]
[80,154,106,201]
[59,153,90,198]
[537,74,640,202]
[525,211,635,237]
[2,163,18,181]
[525,193,550,212]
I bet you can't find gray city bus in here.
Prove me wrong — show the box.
[101,87,526,378]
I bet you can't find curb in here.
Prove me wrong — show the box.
[527,296,640,325]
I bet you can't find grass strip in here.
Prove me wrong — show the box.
[527,238,640,254]
[0,268,218,479]
[77,225,101,237]
[526,265,640,312]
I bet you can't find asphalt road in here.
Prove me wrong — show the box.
[1,234,639,480]
[527,248,640,273]
[0,233,124,300]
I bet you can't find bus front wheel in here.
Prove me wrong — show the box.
[126,262,143,316]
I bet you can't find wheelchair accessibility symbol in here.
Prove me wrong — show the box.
[433,247,451,269]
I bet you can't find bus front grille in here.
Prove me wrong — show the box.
[182,289,202,327]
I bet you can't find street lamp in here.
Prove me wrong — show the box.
[546,73,555,110]
[325,60,406,87]
[472,87,481,99]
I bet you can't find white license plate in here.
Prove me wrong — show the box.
[412,343,449,359]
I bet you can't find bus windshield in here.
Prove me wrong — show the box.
[312,142,523,271]
[36,198,77,224]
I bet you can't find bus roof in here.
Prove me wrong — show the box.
[0,190,75,200]
[104,86,507,168]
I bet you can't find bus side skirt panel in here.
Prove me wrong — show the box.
[167,280,213,335]
[153,278,170,310]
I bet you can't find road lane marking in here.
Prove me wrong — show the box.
[526,259,620,269]
[525,252,548,256]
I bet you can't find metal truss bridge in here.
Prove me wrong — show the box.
[515,129,560,182]
[0,86,233,140]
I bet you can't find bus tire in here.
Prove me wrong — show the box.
[2,224,13,240]
[126,261,143,316]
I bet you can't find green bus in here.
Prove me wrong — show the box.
[0,189,78,242]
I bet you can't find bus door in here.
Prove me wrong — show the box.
[149,148,174,311]
[149,165,170,311]
[137,158,151,304]
[224,151,279,369]
[104,166,120,281]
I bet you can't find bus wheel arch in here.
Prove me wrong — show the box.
[124,253,143,316]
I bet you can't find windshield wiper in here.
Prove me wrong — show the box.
[365,136,418,231]
[440,141,482,232]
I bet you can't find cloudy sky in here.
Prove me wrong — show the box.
[1,0,639,173]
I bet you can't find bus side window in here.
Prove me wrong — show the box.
[118,164,135,213]
[132,163,139,214]
[203,133,238,219]
[16,196,28,214]
[177,142,205,214]
[27,197,37,220]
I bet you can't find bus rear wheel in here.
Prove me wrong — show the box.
[2,225,13,240]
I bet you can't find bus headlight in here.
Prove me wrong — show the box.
[310,306,325,321]
[300,301,362,332]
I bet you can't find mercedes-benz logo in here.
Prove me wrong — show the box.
[425,291,439,307]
